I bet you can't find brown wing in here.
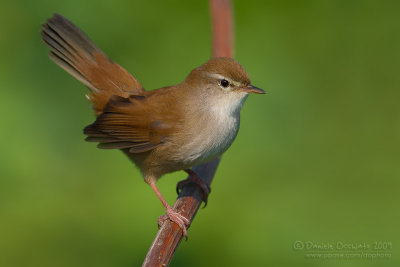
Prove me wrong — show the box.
[84,93,179,153]
[41,13,144,115]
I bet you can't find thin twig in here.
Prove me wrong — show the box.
[142,0,233,266]
[210,0,234,58]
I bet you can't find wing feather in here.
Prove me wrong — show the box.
[84,93,179,153]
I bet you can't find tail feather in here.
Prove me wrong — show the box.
[41,13,144,115]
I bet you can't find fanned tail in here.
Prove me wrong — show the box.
[41,13,144,115]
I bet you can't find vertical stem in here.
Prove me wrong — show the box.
[142,0,233,265]
[210,0,234,58]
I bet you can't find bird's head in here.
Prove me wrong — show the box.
[185,57,265,96]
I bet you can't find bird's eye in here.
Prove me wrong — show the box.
[219,79,230,88]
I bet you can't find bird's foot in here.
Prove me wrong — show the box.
[158,207,190,237]
[177,169,211,207]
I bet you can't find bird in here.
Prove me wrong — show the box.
[41,13,265,237]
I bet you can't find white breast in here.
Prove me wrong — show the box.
[181,92,248,165]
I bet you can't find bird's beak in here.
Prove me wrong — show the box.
[241,85,266,94]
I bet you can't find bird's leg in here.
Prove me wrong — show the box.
[176,169,211,207]
[149,181,190,237]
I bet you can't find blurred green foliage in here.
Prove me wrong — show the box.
[0,0,399,266]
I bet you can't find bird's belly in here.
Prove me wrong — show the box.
[181,114,240,165]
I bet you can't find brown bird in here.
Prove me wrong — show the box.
[41,14,265,236]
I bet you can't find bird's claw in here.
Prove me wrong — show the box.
[158,207,190,238]
[177,169,211,207]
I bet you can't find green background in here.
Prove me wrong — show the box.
[0,0,399,266]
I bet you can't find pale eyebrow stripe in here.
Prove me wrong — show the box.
[208,73,225,80]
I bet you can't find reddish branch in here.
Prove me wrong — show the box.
[210,0,234,58]
[142,0,233,266]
